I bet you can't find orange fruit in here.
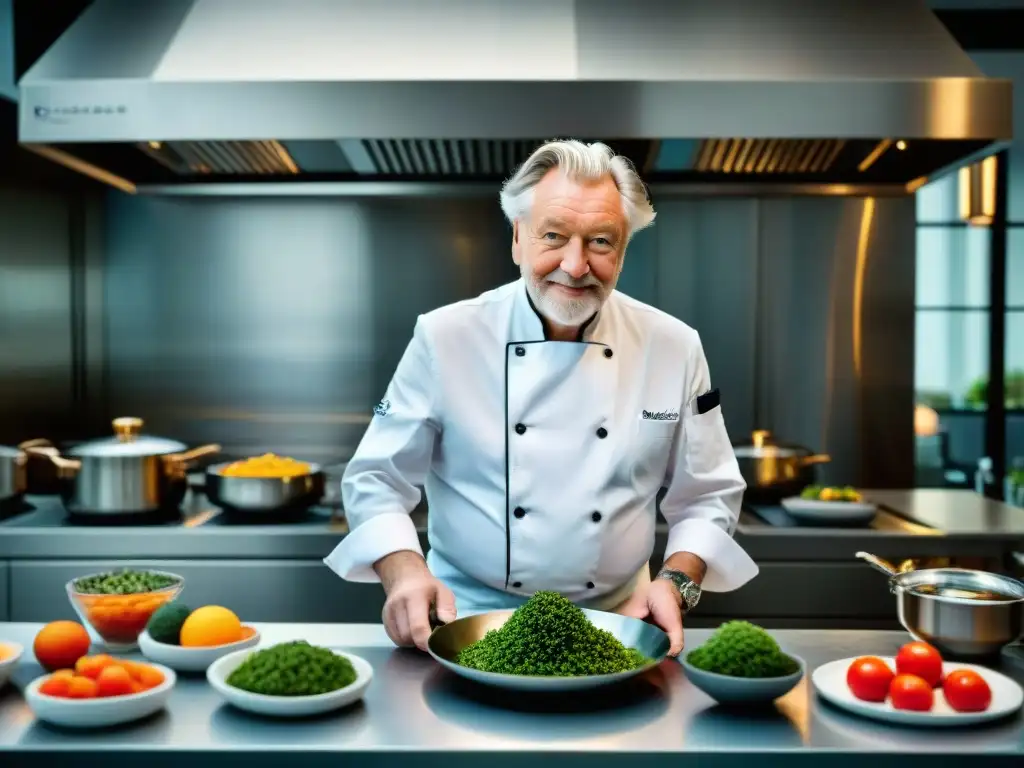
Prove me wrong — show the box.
[135,664,164,689]
[179,606,242,647]
[0,643,13,662]
[75,654,115,680]
[38,674,72,698]
[66,675,99,699]
[51,668,75,680]
[96,665,134,697]
[33,621,91,671]
[118,659,148,682]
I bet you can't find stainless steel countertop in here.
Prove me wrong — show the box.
[1,622,1022,765]
[0,489,1020,562]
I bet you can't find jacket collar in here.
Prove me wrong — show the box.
[509,278,610,344]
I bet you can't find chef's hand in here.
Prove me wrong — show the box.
[375,550,457,652]
[617,578,685,656]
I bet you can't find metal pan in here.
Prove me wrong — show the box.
[733,429,830,503]
[857,551,1024,658]
[205,462,326,514]
[427,607,669,692]
[26,418,220,516]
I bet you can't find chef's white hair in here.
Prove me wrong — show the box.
[499,139,656,239]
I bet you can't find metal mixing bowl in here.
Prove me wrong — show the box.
[857,551,1024,658]
[427,607,670,692]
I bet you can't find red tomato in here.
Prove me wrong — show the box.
[895,641,944,688]
[942,669,992,712]
[846,656,895,702]
[890,674,935,711]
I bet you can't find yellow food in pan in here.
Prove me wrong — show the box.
[220,453,312,478]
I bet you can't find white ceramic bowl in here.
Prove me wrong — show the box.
[207,646,373,717]
[0,641,23,689]
[25,662,176,728]
[138,627,261,672]
[681,654,806,706]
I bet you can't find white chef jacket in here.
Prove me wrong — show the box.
[324,278,758,613]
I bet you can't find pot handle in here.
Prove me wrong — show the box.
[855,551,902,594]
[22,446,82,477]
[165,443,222,468]
[798,454,831,466]
[18,438,52,451]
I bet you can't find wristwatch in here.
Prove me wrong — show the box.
[656,567,702,613]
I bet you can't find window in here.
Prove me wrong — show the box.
[1007,226,1024,503]
[914,174,990,474]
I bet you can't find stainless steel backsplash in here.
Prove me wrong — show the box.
[3,189,915,487]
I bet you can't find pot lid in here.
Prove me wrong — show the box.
[68,417,188,458]
[732,430,808,458]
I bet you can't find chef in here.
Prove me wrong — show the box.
[325,139,758,656]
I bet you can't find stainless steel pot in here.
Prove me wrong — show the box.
[205,461,326,514]
[0,439,53,503]
[27,417,221,516]
[857,551,1024,658]
[733,430,831,502]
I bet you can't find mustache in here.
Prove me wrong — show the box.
[544,270,603,290]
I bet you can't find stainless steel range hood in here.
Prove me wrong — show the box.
[16,0,1012,195]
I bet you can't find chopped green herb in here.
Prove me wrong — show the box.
[456,591,651,676]
[227,641,357,696]
[686,620,799,678]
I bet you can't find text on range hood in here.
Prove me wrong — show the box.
[17,0,1012,194]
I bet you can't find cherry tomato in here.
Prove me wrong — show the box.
[889,674,934,711]
[942,669,992,712]
[895,641,944,688]
[846,656,895,702]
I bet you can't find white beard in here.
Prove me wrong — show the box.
[522,264,605,327]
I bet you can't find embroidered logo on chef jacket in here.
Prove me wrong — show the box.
[641,410,679,421]
[373,398,391,417]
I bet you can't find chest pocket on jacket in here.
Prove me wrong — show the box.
[631,417,677,482]
[682,406,733,477]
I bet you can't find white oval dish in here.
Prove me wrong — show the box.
[0,641,23,689]
[781,496,877,525]
[138,627,260,672]
[207,646,373,717]
[812,656,1023,727]
[25,662,176,728]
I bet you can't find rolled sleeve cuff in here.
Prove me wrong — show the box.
[664,517,758,592]
[322,512,424,582]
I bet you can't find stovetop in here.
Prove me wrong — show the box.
[0,493,344,529]
[743,503,934,532]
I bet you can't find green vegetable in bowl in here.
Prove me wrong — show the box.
[73,569,179,595]
[800,485,862,502]
[686,620,799,678]
[227,641,357,696]
[456,590,651,676]
[146,601,192,645]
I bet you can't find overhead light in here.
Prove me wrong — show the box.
[958,155,998,226]
[896,140,907,151]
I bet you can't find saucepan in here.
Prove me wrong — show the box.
[733,430,831,503]
[856,551,1024,658]
[205,457,326,515]
[0,439,53,504]
[26,417,221,516]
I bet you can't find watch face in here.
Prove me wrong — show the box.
[682,581,701,608]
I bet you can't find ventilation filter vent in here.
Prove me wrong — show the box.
[692,139,846,174]
[139,140,299,175]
